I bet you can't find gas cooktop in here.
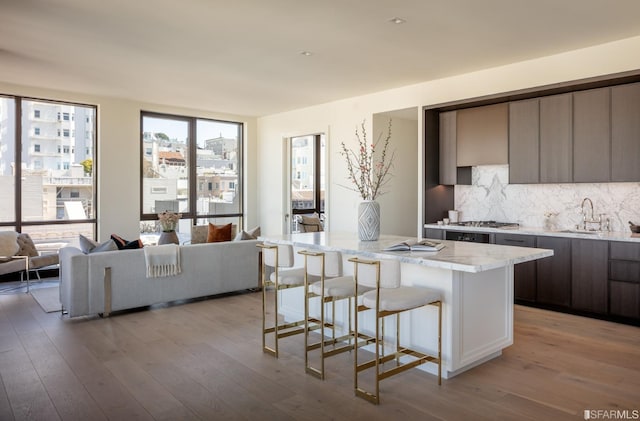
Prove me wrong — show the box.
[451,220,520,229]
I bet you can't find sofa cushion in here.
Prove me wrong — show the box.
[207,223,232,243]
[111,234,143,250]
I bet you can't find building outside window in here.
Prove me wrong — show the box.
[140,111,243,243]
[0,97,97,244]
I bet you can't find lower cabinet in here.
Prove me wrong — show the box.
[536,236,572,308]
[571,239,608,314]
[495,233,536,302]
[609,241,640,319]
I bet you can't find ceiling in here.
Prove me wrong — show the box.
[2,0,640,117]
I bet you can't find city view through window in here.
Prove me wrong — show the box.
[140,113,243,244]
[0,96,96,249]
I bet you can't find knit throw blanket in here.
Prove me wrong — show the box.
[144,244,181,278]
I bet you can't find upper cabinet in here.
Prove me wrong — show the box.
[611,82,640,182]
[439,111,457,186]
[508,99,540,184]
[539,93,573,183]
[433,78,640,186]
[456,103,508,167]
[573,88,611,183]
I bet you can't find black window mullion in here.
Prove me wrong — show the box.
[15,97,22,232]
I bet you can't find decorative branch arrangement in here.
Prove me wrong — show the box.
[339,119,394,201]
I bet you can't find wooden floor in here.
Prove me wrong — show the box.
[0,288,639,421]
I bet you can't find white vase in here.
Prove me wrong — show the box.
[358,200,380,241]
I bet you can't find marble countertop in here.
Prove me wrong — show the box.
[424,223,640,243]
[260,232,553,273]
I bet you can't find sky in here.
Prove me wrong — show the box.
[142,116,240,146]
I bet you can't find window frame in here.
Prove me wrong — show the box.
[139,110,244,226]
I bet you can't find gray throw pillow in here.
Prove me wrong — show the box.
[79,234,118,254]
[234,226,261,241]
[79,234,98,253]
[90,239,118,253]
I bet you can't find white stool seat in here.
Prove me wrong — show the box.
[362,286,440,312]
[270,267,306,286]
[310,275,356,297]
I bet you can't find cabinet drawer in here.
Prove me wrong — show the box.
[609,260,640,283]
[495,233,535,247]
[610,241,640,261]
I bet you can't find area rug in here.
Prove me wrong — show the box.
[31,286,62,313]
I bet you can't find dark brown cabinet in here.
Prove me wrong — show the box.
[439,111,457,185]
[571,239,608,314]
[536,236,571,307]
[539,94,573,183]
[456,103,508,167]
[611,82,640,182]
[508,99,539,184]
[609,241,640,319]
[495,233,536,302]
[573,88,611,183]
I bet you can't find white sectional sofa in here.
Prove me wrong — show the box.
[59,239,260,318]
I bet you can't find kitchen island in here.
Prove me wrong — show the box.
[261,231,553,379]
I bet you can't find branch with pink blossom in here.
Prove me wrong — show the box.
[339,119,394,201]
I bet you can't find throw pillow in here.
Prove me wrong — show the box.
[79,234,98,254]
[190,225,209,244]
[234,226,261,241]
[92,239,118,253]
[79,234,119,254]
[207,223,232,243]
[111,234,144,250]
[0,231,19,258]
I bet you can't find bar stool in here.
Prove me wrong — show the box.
[298,249,358,380]
[257,243,306,358]
[349,257,442,404]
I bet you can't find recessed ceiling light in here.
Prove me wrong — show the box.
[300,51,313,56]
[389,17,406,24]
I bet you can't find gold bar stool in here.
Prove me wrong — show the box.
[298,250,357,380]
[349,257,442,404]
[257,243,306,358]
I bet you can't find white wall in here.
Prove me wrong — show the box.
[0,82,258,241]
[256,35,640,237]
[373,113,418,237]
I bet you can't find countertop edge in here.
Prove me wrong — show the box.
[424,224,640,242]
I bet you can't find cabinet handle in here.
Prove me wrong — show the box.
[505,239,524,243]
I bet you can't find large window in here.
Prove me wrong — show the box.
[0,95,97,246]
[140,112,243,241]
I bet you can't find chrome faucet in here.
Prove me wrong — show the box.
[580,197,602,231]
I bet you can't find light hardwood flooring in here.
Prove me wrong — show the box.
[0,286,639,420]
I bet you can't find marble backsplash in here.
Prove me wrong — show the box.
[454,165,640,233]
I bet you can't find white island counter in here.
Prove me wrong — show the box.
[261,232,553,379]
